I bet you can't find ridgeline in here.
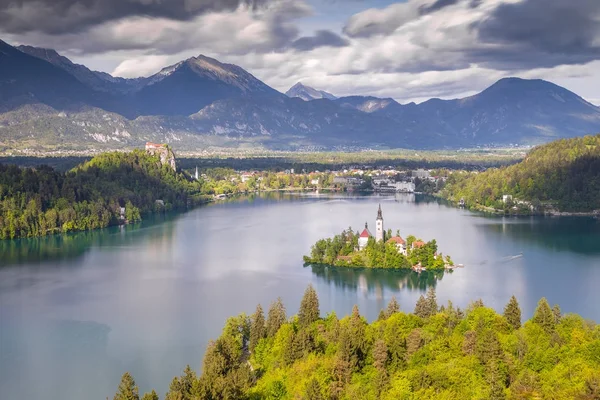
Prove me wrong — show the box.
[441,134,600,214]
[113,286,600,400]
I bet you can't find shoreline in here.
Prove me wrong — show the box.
[437,194,600,218]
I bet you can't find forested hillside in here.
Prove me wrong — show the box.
[114,286,600,400]
[0,150,200,239]
[442,134,600,212]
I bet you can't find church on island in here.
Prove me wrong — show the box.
[358,204,408,255]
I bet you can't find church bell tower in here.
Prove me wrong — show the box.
[376,204,384,242]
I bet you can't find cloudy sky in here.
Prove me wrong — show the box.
[2,0,600,104]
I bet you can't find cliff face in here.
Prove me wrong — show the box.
[145,143,176,170]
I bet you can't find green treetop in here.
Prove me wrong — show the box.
[249,304,266,352]
[533,297,556,334]
[114,372,139,400]
[298,284,320,328]
[266,297,287,338]
[503,295,522,330]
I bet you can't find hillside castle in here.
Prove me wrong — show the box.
[145,142,176,171]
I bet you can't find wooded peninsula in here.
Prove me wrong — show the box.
[441,134,600,214]
[0,149,205,239]
[112,286,600,400]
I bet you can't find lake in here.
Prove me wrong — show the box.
[1,193,600,399]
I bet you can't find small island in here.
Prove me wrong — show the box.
[303,204,456,271]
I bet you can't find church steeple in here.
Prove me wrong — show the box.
[375,204,384,242]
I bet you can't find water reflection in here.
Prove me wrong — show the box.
[309,264,446,294]
[477,216,600,255]
[0,214,179,266]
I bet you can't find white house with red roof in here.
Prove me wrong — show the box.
[387,236,407,255]
[358,222,372,250]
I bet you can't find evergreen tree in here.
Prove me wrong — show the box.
[141,390,159,400]
[503,295,522,330]
[114,372,140,400]
[476,329,503,365]
[346,305,368,370]
[406,328,424,357]
[377,309,386,321]
[487,360,507,400]
[552,304,562,324]
[298,284,320,328]
[304,378,323,400]
[386,296,400,317]
[373,339,390,394]
[533,298,555,333]
[373,339,388,372]
[425,287,438,317]
[414,295,429,318]
[249,304,266,352]
[266,297,287,338]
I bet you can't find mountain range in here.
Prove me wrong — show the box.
[1,38,600,153]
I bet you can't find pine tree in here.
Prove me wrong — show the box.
[179,365,196,400]
[114,372,140,400]
[533,298,555,334]
[266,297,287,337]
[414,295,429,318]
[377,309,386,321]
[373,339,388,372]
[298,285,320,328]
[141,390,159,400]
[487,360,507,400]
[304,378,323,400]
[503,295,522,330]
[386,296,400,317]
[406,328,424,357]
[373,339,390,394]
[425,287,438,317]
[552,304,562,324]
[249,304,266,352]
[476,329,502,365]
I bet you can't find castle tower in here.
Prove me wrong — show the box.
[376,204,384,242]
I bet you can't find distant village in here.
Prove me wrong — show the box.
[191,164,447,196]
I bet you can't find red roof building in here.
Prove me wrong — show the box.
[412,240,426,249]
[387,236,406,245]
[358,222,372,250]
[360,228,372,238]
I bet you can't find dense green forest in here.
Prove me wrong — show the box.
[178,148,522,172]
[442,135,600,212]
[303,228,453,270]
[114,286,600,400]
[0,150,203,239]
